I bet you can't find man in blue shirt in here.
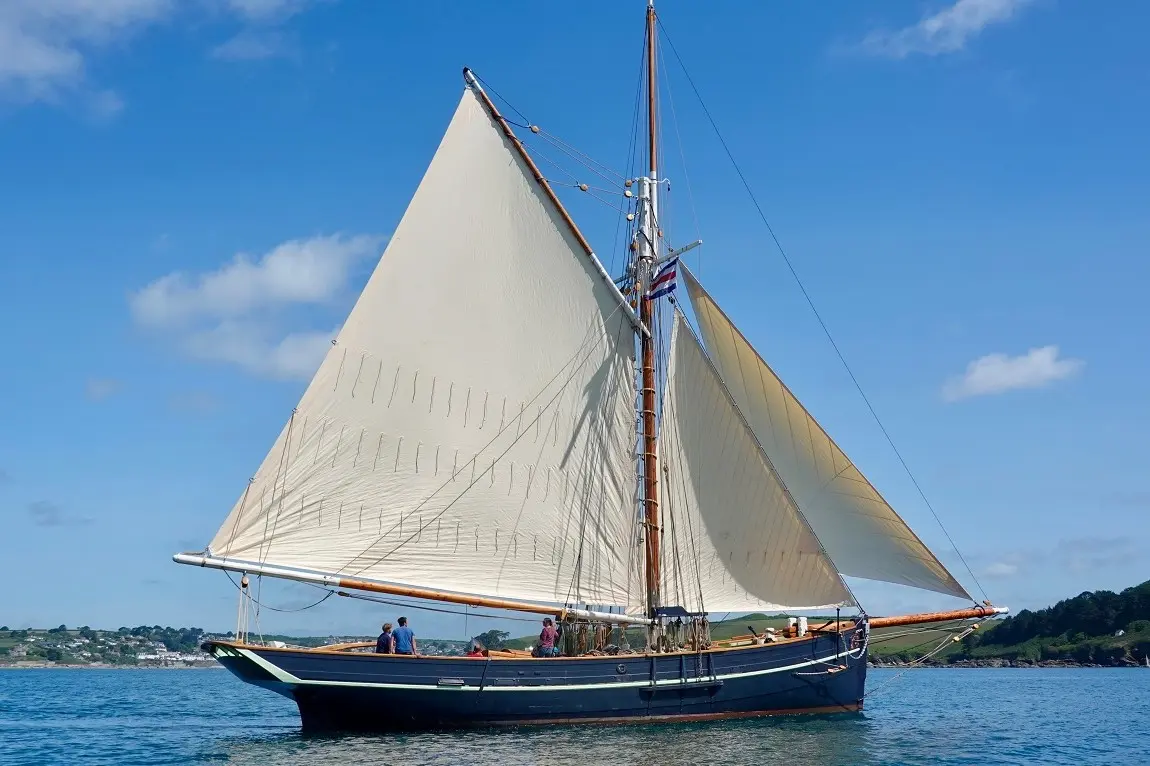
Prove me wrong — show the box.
[393,616,417,656]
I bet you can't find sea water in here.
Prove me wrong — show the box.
[0,667,1147,765]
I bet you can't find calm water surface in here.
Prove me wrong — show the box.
[0,667,1147,765]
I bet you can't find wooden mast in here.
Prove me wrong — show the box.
[640,0,661,617]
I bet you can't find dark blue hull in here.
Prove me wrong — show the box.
[205,625,866,731]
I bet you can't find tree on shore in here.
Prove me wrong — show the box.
[472,630,510,650]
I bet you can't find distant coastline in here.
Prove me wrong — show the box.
[6,581,1146,670]
[867,580,1149,669]
[869,658,1147,669]
[0,625,469,669]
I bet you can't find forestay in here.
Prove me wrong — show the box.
[681,267,971,600]
[659,312,853,612]
[204,87,640,608]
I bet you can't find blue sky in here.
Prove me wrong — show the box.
[1,0,1147,640]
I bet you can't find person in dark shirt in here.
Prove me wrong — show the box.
[375,623,394,654]
[393,616,417,656]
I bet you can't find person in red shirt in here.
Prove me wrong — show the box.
[465,642,485,657]
[536,618,560,657]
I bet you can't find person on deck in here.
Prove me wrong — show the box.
[465,642,485,658]
[535,617,559,657]
[375,623,394,654]
[393,616,417,656]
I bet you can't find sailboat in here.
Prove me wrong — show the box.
[175,2,1007,731]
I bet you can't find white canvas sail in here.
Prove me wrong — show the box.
[681,267,971,600]
[203,86,641,608]
[659,312,853,612]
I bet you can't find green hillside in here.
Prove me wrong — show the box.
[954,580,1150,665]
[871,580,1150,665]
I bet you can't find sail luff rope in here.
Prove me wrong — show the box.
[656,18,989,604]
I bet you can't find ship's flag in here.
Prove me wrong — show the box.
[648,257,678,299]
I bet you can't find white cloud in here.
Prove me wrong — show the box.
[983,562,1018,578]
[209,30,291,61]
[221,0,316,22]
[130,233,382,328]
[131,233,382,380]
[943,345,1083,401]
[859,0,1031,59]
[0,0,172,104]
[0,0,327,109]
[183,321,339,380]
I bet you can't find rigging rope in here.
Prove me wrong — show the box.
[537,131,625,187]
[223,571,335,613]
[657,38,702,276]
[610,35,648,281]
[864,623,979,698]
[656,18,989,604]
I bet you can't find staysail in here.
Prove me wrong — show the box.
[203,87,641,609]
[681,267,971,600]
[658,312,853,612]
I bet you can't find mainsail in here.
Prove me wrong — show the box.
[659,312,853,612]
[681,267,971,600]
[204,87,641,609]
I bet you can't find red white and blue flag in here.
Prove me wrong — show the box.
[647,257,678,299]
